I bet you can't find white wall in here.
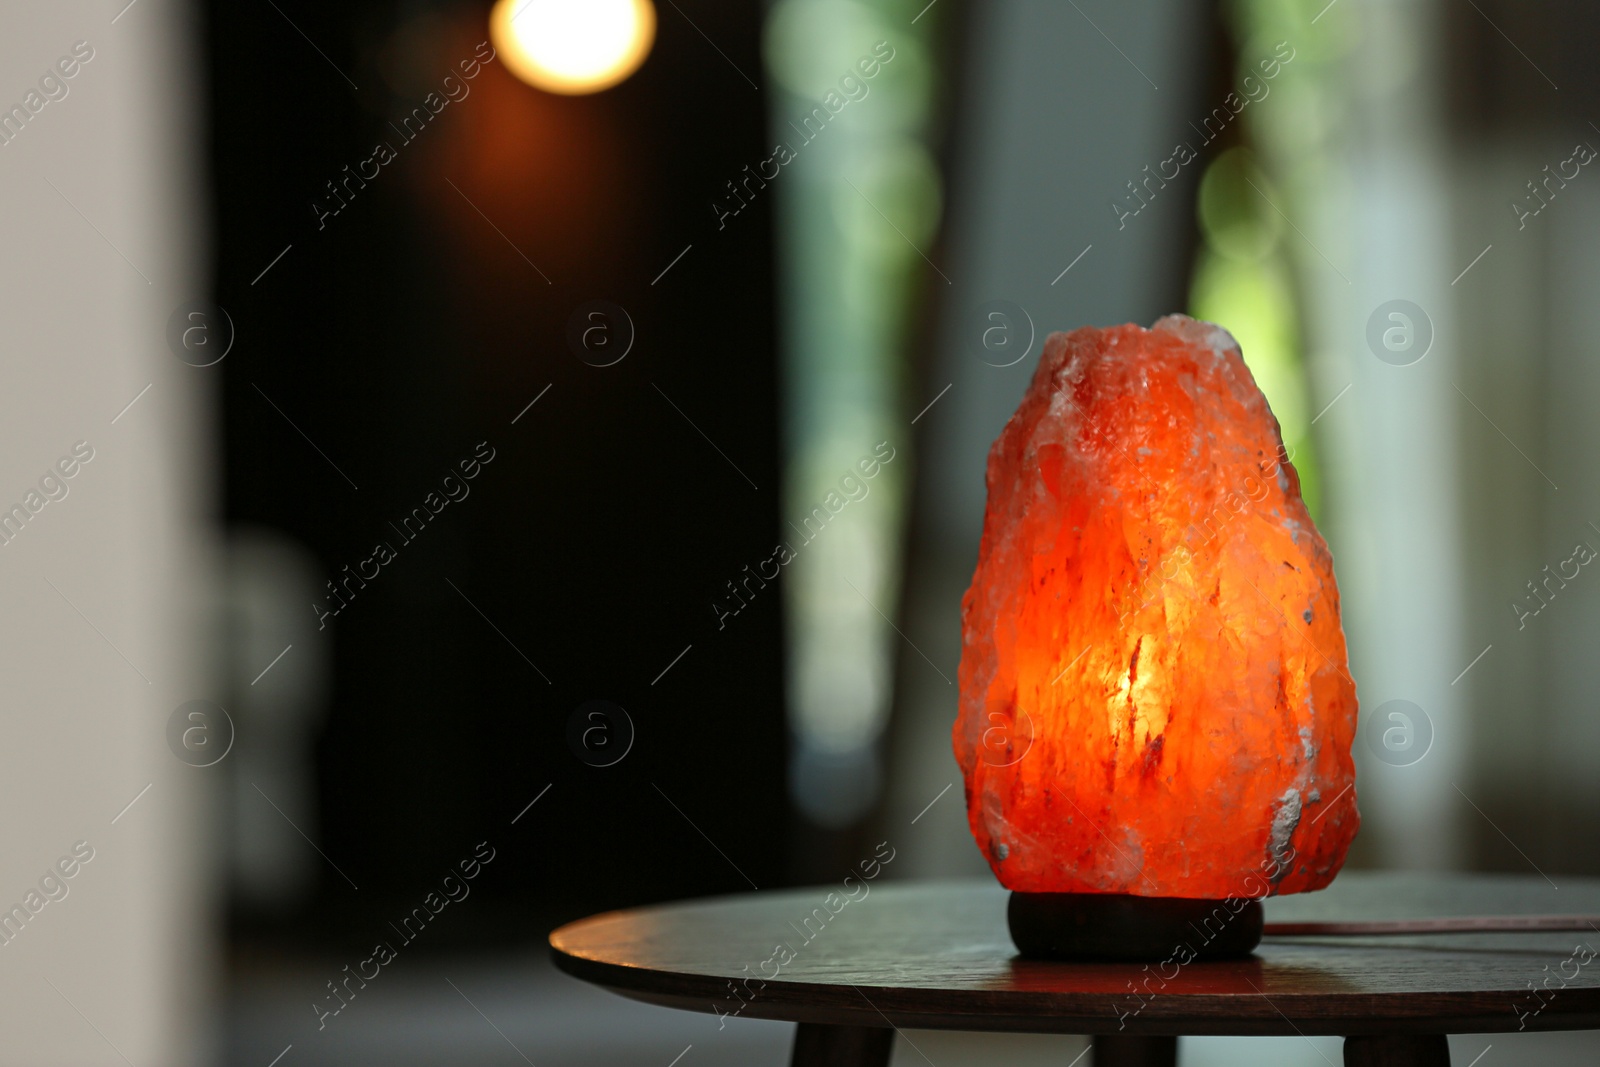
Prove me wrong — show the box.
[0,0,215,1062]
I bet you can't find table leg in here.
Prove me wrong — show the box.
[789,1022,894,1067]
[1342,1034,1451,1065]
[1092,1034,1178,1066]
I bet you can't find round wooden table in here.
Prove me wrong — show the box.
[550,872,1600,1066]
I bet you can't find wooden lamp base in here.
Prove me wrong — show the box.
[1007,891,1263,961]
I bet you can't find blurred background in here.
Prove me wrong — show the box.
[1,0,1597,1062]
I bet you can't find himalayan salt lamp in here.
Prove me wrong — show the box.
[954,315,1358,960]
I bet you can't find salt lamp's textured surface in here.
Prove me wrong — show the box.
[955,315,1358,899]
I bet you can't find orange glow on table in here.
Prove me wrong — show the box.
[954,315,1359,900]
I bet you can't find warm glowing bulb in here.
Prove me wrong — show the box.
[490,0,656,95]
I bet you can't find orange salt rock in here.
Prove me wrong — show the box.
[954,315,1358,899]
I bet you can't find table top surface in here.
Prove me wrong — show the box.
[549,872,1600,1037]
